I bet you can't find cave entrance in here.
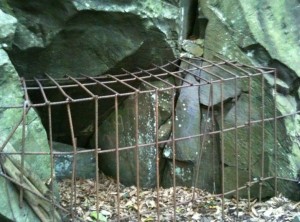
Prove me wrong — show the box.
[3,56,293,221]
[20,55,282,191]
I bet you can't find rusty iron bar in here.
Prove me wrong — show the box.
[94,96,100,221]
[212,55,273,77]
[36,75,56,220]
[234,69,240,218]
[259,70,266,202]
[66,102,77,220]
[114,94,121,221]
[171,87,177,221]
[82,74,119,95]
[122,68,159,90]
[23,59,180,84]
[47,103,56,221]
[247,66,253,212]
[153,63,196,85]
[137,67,176,88]
[214,55,275,72]
[169,60,211,84]
[222,176,275,196]
[274,68,278,196]
[0,110,289,156]
[154,89,161,221]
[11,76,265,108]
[34,78,50,104]
[36,73,57,221]
[0,106,288,155]
[19,78,31,208]
[134,91,141,220]
[67,75,97,97]
[8,65,271,109]
[180,58,225,80]
[107,74,140,92]
[19,99,27,208]
[45,74,74,101]
[202,56,250,77]
[220,78,225,219]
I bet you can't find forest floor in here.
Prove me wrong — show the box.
[59,173,300,222]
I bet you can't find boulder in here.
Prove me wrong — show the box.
[0,49,53,220]
[0,10,59,220]
[0,9,17,48]
[91,79,174,187]
[4,0,180,78]
[199,0,300,199]
[53,142,96,180]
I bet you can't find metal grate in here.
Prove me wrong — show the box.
[19,57,270,106]
[0,57,297,221]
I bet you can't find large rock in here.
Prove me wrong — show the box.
[221,93,294,198]
[1,0,181,149]
[91,80,174,187]
[161,61,222,192]
[0,9,17,48]
[0,50,52,220]
[164,74,201,162]
[3,0,180,78]
[0,9,56,220]
[199,0,300,200]
[53,142,96,180]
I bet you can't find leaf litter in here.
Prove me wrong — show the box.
[59,173,300,221]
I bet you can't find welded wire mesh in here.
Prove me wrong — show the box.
[0,57,298,221]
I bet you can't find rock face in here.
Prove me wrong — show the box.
[0,10,53,222]
[0,9,17,48]
[161,70,221,191]
[91,80,174,187]
[3,0,179,78]
[53,142,96,180]
[199,0,300,200]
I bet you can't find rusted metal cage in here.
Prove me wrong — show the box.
[0,57,298,221]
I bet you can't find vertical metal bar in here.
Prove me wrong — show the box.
[19,100,27,208]
[154,89,160,221]
[234,76,240,218]
[134,91,140,220]
[115,95,121,221]
[273,69,278,196]
[259,71,265,202]
[35,78,56,220]
[66,102,77,220]
[19,78,30,208]
[171,87,176,221]
[94,96,100,221]
[211,82,216,195]
[247,74,252,211]
[47,104,55,221]
[220,80,225,220]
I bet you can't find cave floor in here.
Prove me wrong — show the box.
[58,173,299,222]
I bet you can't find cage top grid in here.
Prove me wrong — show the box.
[19,57,274,108]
